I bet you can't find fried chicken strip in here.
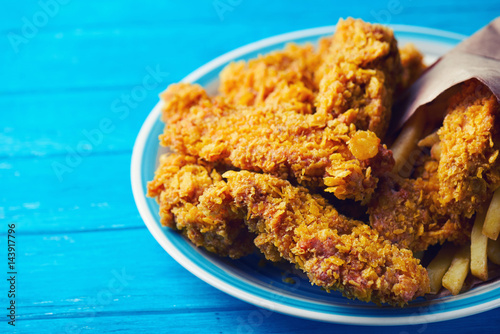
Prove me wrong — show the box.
[369,80,500,252]
[314,18,402,137]
[198,170,429,305]
[368,170,472,252]
[219,18,403,138]
[147,153,254,259]
[437,80,500,218]
[218,43,320,113]
[160,83,393,203]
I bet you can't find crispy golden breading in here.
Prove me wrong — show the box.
[218,18,403,138]
[205,171,429,305]
[147,153,254,259]
[369,80,499,252]
[159,82,210,123]
[160,84,393,203]
[149,156,429,304]
[368,171,472,252]
[437,80,500,218]
[314,18,402,137]
[219,43,320,114]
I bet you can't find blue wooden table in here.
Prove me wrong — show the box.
[2,1,500,333]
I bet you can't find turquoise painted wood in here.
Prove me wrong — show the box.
[2,0,500,333]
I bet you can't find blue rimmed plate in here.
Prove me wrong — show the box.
[131,25,500,325]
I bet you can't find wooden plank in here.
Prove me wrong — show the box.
[3,25,221,94]
[15,228,252,317]
[17,309,500,334]
[0,1,217,32]
[3,3,499,94]
[14,228,500,333]
[0,89,159,158]
[1,0,497,33]
[4,1,500,333]
[1,153,144,233]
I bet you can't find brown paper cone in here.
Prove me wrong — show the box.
[392,17,500,132]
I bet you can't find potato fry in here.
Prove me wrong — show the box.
[418,130,439,147]
[487,237,500,265]
[471,211,488,280]
[391,110,425,174]
[483,187,500,240]
[430,142,441,161]
[426,243,457,294]
[442,245,470,296]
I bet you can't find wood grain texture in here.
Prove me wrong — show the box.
[3,0,500,333]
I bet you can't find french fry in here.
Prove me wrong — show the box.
[471,211,488,280]
[483,187,500,240]
[487,237,500,265]
[426,243,457,294]
[430,142,441,161]
[442,245,470,296]
[391,110,426,174]
[418,130,439,147]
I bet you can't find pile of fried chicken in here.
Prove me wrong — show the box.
[147,18,500,306]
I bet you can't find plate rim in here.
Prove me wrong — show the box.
[131,24,500,325]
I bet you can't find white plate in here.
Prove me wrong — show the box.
[131,25,500,325]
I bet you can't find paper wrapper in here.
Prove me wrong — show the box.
[392,17,500,131]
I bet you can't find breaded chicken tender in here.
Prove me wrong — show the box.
[368,171,472,252]
[369,80,500,252]
[314,18,402,137]
[219,18,404,136]
[437,80,500,218]
[160,83,393,203]
[219,43,320,113]
[147,153,254,259]
[208,171,429,305]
